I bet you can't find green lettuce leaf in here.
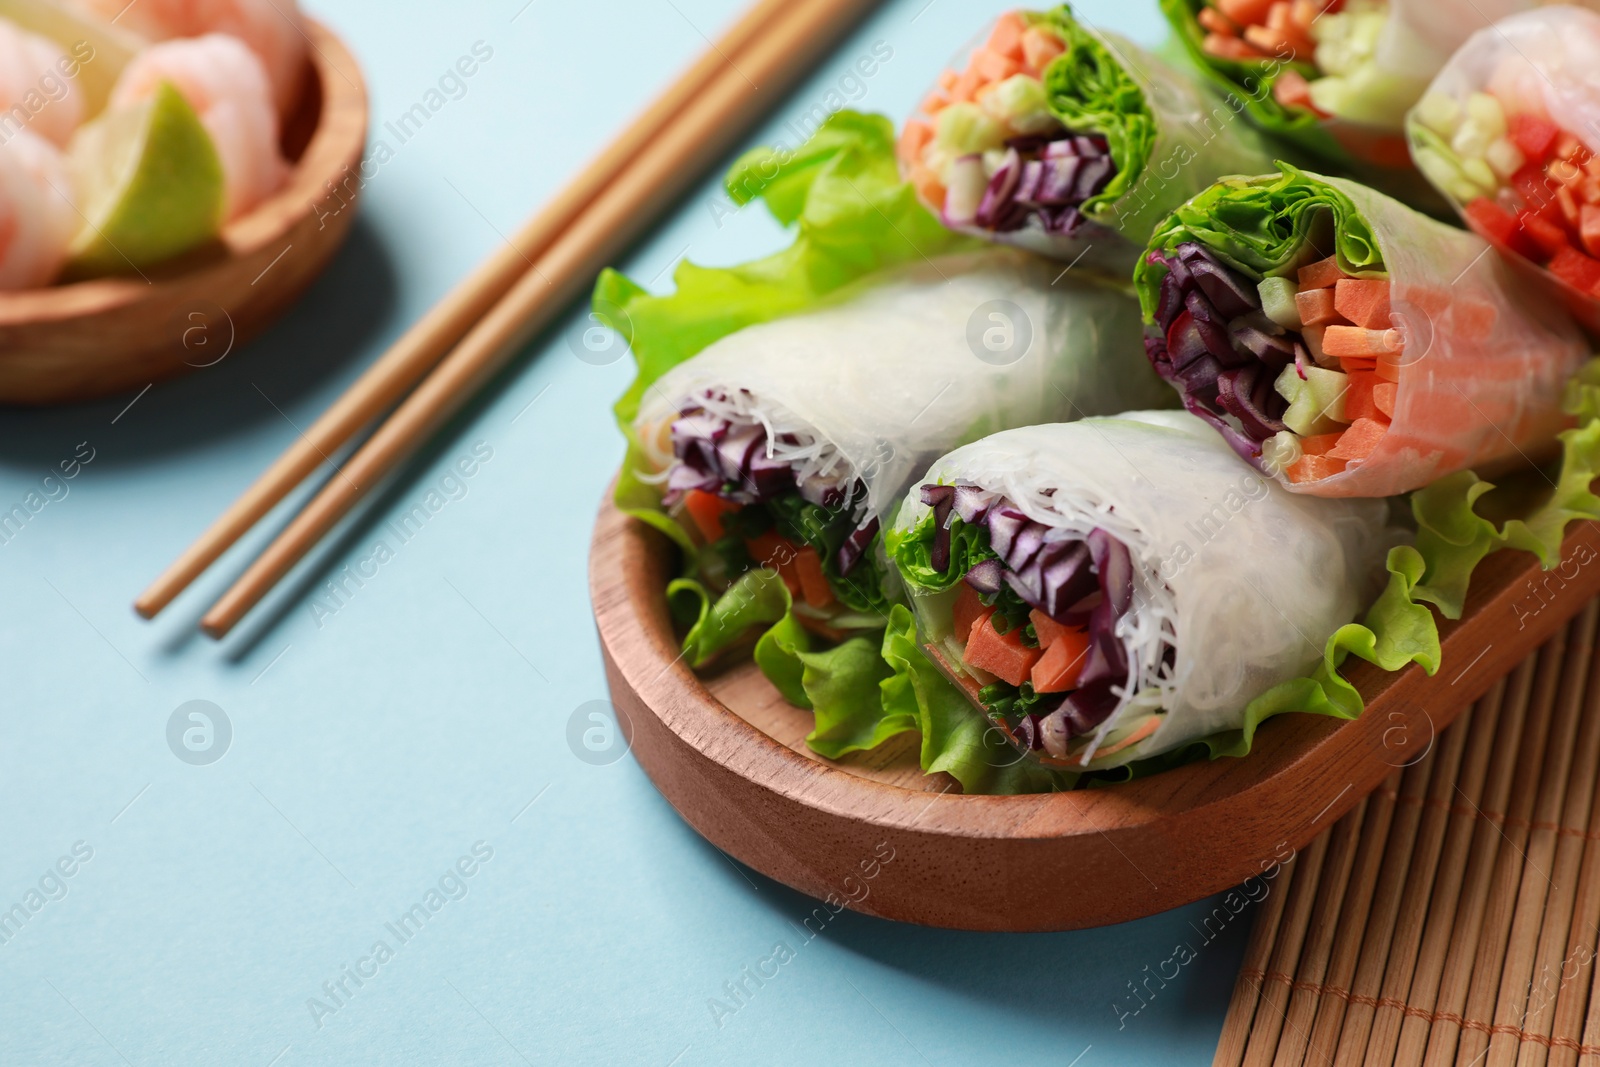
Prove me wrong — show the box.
[744,602,1071,793]
[1212,543,1440,745]
[1411,360,1600,618]
[1030,5,1276,244]
[670,570,794,669]
[796,638,904,753]
[884,510,996,594]
[602,110,974,438]
[674,566,900,751]
[880,606,1076,794]
[1036,7,1157,219]
[1135,163,1385,315]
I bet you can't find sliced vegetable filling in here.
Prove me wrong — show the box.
[897,10,1122,240]
[663,400,887,621]
[1414,90,1600,303]
[908,482,1170,763]
[1182,0,1421,131]
[1140,192,1400,486]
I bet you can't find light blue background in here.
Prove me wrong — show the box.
[0,1,1256,1063]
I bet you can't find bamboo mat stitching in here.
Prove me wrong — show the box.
[1212,602,1600,1066]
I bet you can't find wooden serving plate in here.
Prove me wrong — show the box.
[591,495,1600,930]
[0,19,368,406]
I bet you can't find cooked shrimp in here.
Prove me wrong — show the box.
[0,128,77,289]
[76,0,307,117]
[0,17,85,148]
[111,33,287,219]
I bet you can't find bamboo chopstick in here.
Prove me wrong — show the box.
[197,0,877,638]
[132,0,801,621]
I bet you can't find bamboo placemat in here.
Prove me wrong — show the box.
[1215,598,1600,1067]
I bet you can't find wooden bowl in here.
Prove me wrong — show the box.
[0,19,368,406]
[591,496,1600,931]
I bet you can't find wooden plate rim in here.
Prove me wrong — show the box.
[0,17,368,327]
[595,488,1596,825]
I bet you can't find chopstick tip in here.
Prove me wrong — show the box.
[198,612,233,640]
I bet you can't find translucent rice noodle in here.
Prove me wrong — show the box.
[891,410,1396,763]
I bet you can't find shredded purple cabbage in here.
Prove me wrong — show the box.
[666,401,876,574]
[1143,243,1300,453]
[920,483,1137,744]
[947,132,1114,237]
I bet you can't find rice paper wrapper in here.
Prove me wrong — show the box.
[635,249,1170,521]
[902,10,1273,273]
[1377,0,1577,85]
[1140,169,1591,498]
[1412,5,1600,332]
[1303,175,1587,496]
[1157,0,1582,207]
[891,410,1395,759]
[1054,26,1278,253]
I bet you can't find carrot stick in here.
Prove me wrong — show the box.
[1323,326,1404,358]
[1327,417,1389,462]
[1299,431,1344,456]
[1298,256,1348,290]
[1344,369,1381,421]
[986,11,1026,58]
[1334,278,1393,329]
[1295,287,1344,327]
[1287,453,1346,483]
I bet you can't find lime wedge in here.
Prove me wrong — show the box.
[0,0,146,117]
[62,80,224,279]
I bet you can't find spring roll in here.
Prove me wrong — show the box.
[1409,6,1600,335]
[633,248,1168,635]
[1134,163,1590,497]
[1159,0,1574,208]
[886,410,1394,770]
[896,5,1274,274]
